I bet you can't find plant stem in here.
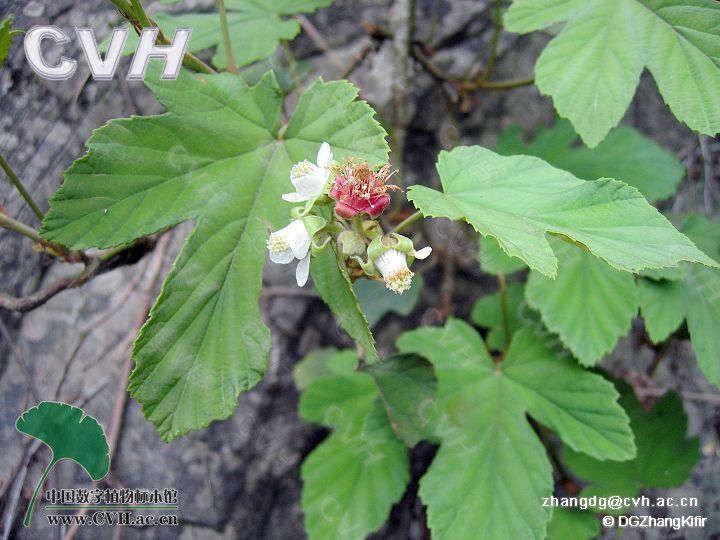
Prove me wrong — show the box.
[498,272,511,351]
[217,0,238,74]
[391,210,423,234]
[482,0,504,82]
[23,458,57,526]
[0,212,70,256]
[108,0,133,17]
[281,41,300,90]
[130,0,152,27]
[474,76,535,90]
[109,0,216,75]
[0,154,44,222]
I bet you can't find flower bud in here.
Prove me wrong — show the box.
[337,230,366,256]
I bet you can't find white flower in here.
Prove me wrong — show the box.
[282,142,333,203]
[374,246,432,294]
[374,249,414,294]
[267,219,312,286]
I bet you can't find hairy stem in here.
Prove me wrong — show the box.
[217,0,238,74]
[0,154,44,222]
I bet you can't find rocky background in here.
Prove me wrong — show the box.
[0,0,718,539]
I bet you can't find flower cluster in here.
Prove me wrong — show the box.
[266,143,431,294]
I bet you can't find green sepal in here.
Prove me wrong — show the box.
[367,233,415,262]
[311,234,331,255]
[301,215,327,237]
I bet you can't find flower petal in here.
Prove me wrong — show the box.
[269,248,294,264]
[296,253,311,286]
[316,142,332,168]
[413,246,433,260]
[282,192,307,202]
[286,220,312,259]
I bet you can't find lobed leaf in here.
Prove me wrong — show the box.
[295,350,410,540]
[506,0,720,146]
[41,70,388,441]
[407,146,716,278]
[396,320,634,539]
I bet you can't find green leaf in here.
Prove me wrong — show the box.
[546,509,600,540]
[478,235,528,275]
[526,238,638,365]
[295,350,410,540]
[506,0,720,147]
[301,427,409,540]
[16,401,110,526]
[311,247,379,363]
[470,282,526,351]
[362,353,438,446]
[293,348,355,392]
[114,0,332,68]
[639,214,720,385]
[497,120,685,203]
[41,71,388,441]
[407,146,716,278]
[0,15,20,66]
[638,278,686,342]
[353,274,422,327]
[396,321,634,539]
[563,382,699,510]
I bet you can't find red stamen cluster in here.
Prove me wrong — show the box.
[329,160,399,218]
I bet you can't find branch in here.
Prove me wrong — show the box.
[0,212,73,258]
[412,44,534,94]
[0,237,157,313]
[479,0,503,83]
[295,15,345,73]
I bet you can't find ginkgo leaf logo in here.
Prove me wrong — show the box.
[15,401,110,527]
